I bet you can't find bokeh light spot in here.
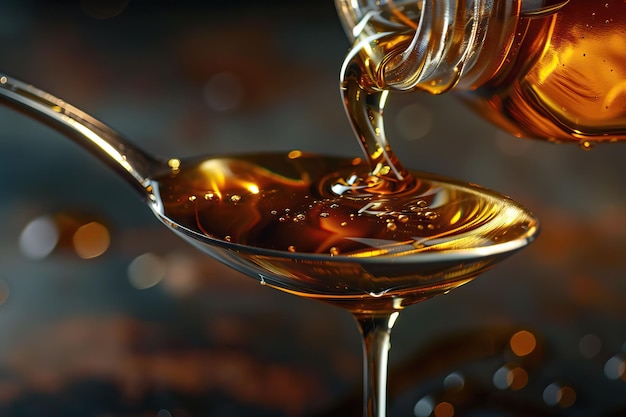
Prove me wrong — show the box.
[433,401,454,417]
[162,252,201,297]
[72,221,110,259]
[443,372,465,391]
[156,409,172,417]
[604,354,626,380]
[510,330,537,357]
[413,395,434,417]
[18,216,59,260]
[493,363,528,390]
[508,366,529,390]
[543,383,576,408]
[128,253,166,290]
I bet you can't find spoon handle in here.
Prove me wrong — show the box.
[0,73,162,198]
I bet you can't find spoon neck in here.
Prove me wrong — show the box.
[0,74,161,199]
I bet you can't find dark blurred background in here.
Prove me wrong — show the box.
[1,0,626,416]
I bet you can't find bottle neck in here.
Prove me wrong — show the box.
[335,0,568,94]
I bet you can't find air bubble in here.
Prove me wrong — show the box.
[387,222,397,231]
[288,245,296,252]
[270,210,278,215]
[340,222,348,227]
[188,195,197,202]
[320,212,330,218]
[294,213,306,222]
[329,247,340,256]
[424,211,438,220]
[167,158,181,172]
[204,192,216,200]
[230,194,242,203]
[398,215,409,223]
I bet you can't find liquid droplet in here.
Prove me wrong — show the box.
[579,140,595,151]
[329,247,340,256]
[288,245,296,252]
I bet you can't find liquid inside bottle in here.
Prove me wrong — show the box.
[336,0,626,145]
[463,0,626,144]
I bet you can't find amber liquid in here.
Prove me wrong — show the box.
[463,0,626,145]
[150,153,537,312]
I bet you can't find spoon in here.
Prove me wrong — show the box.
[0,73,540,417]
[0,73,538,312]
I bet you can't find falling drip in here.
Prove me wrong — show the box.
[339,36,415,196]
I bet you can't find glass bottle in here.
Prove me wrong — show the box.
[335,0,626,145]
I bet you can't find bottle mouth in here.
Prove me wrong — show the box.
[336,0,570,94]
